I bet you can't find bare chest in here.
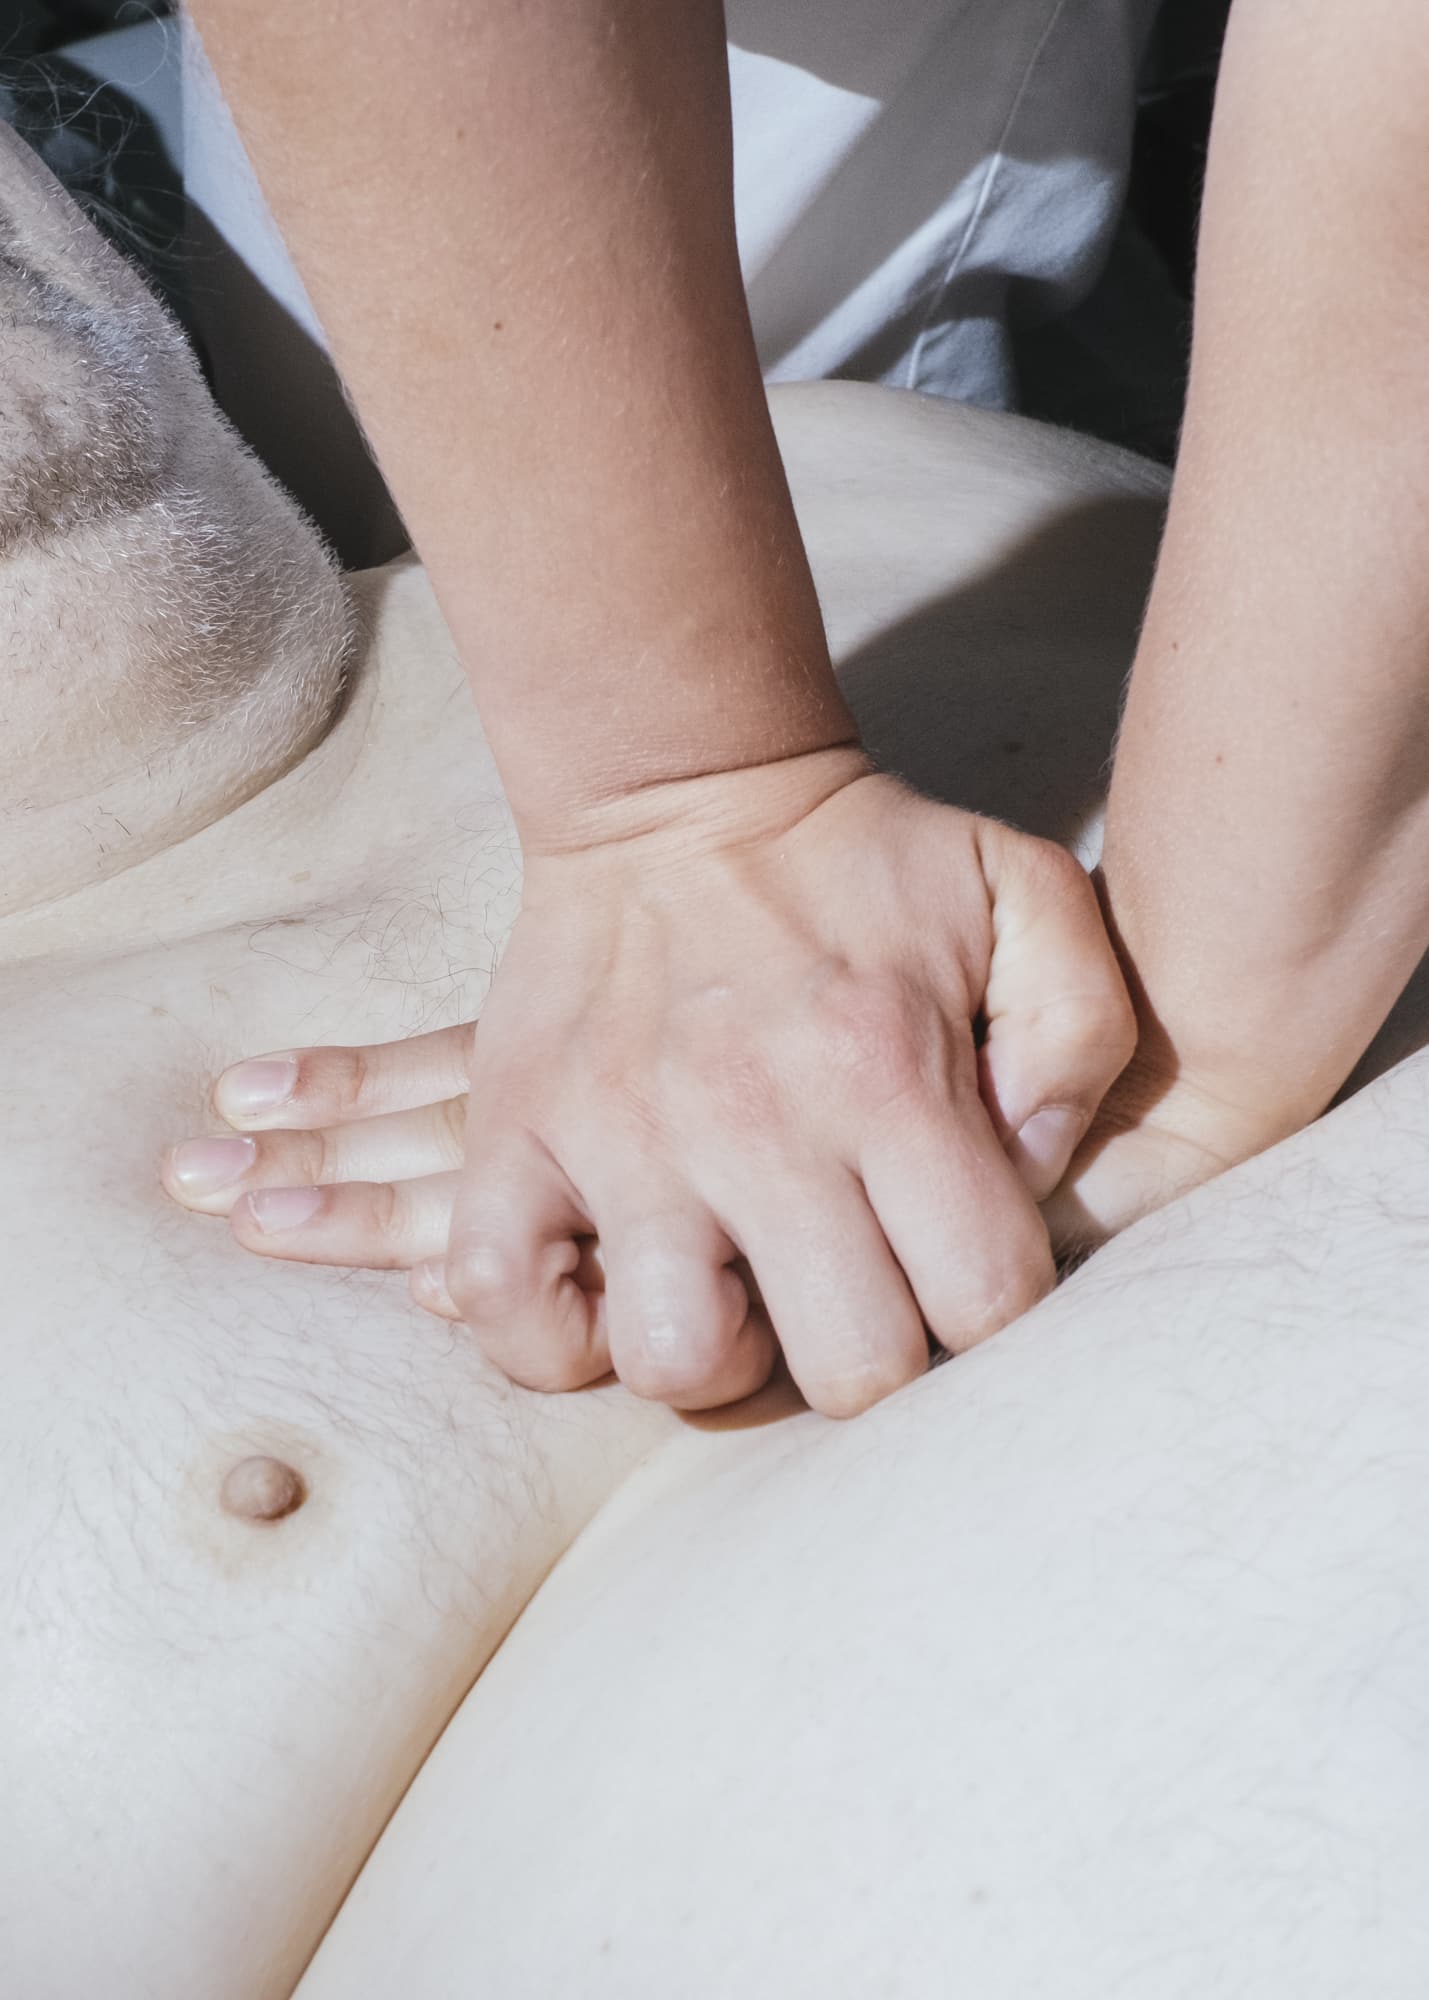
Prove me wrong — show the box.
[0,927,669,1998]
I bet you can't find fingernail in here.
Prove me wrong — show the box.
[217,1056,298,1118]
[246,1186,323,1234]
[1012,1107,1085,1198]
[168,1134,256,1194]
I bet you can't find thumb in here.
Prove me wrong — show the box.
[974,832,1138,1203]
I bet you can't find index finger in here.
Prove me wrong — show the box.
[213,1022,475,1130]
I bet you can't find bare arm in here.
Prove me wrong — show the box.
[183,0,1135,1414]
[1050,0,1429,1244]
[1096,0,1429,1167]
[185,0,856,849]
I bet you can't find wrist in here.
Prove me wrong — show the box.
[514,738,873,866]
[1094,850,1393,1135]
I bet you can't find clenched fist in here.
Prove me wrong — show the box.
[167,749,1136,1416]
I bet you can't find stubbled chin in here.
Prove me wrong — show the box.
[0,643,349,920]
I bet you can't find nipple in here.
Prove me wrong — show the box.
[220,1454,307,1523]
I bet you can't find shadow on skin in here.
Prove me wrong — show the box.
[1337,947,1429,1099]
[184,202,407,570]
[838,484,1429,1082]
[835,480,1429,1252]
[838,493,1166,848]
[676,1357,809,1433]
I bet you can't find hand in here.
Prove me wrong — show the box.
[162,1019,477,1302]
[1040,927,1324,1257]
[1042,1058,1270,1259]
[166,750,1136,1415]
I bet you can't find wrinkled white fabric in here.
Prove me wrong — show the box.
[184,0,1159,407]
[730,0,1159,401]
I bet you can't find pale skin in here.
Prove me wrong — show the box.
[180,0,1429,1408]
[7,125,1428,1992]
[1053,0,1429,1245]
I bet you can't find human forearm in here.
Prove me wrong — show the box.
[1103,0,1429,1129]
[186,0,855,845]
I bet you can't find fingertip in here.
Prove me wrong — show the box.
[668,1303,780,1411]
[213,1055,299,1127]
[443,1232,532,1325]
[618,1301,764,1409]
[162,1133,258,1209]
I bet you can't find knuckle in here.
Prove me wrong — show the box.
[409,1263,459,1318]
[953,1256,1053,1351]
[813,1350,921,1420]
[696,1046,781,1137]
[447,1233,529,1321]
[318,1043,372,1120]
[362,1178,404,1242]
[619,1316,727,1400]
[495,1337,597,1394]
[512,1358,588,1394]
[1004,833,1096,922]
[307,1128,342,1185]
[1024,832,1088,898]
[812,976,926,1108]
[433,1092,469,1162]
[1056,980,1139,1079]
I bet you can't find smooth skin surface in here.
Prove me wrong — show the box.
[160,1004,1429,2000]
[291,1049,1429,2000]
